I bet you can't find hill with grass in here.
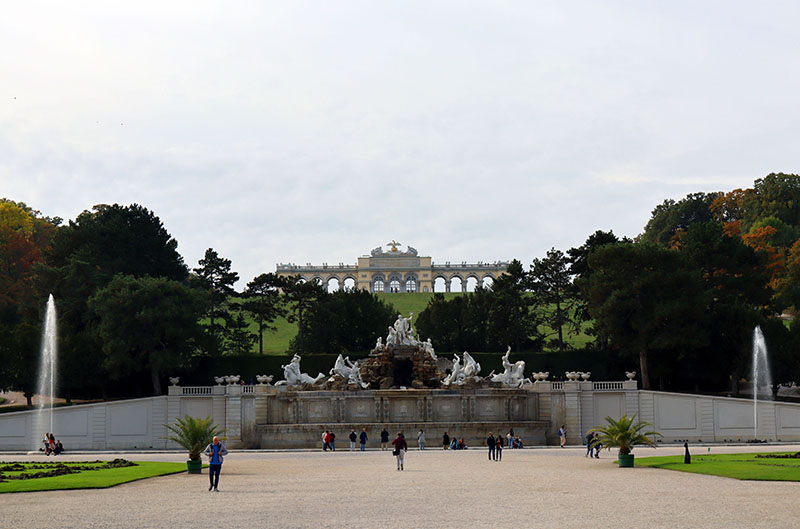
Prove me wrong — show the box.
[240,292,592,354]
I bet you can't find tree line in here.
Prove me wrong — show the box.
[2,173,800,400]
[416,173,800,392]
[0,201,396,402]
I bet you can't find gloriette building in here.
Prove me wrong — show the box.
[276,241,509,293]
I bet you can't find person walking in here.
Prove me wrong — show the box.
[507,428,514,448]
[592,433,602,458]
[442,432,450,450]
[487,432,496,461]
[322,430,330,451]
[359,428,368,451]
[585,431,595,457]
[417,429,426,450]
[329,431,336,451]
[392,432,408,471]
[204,435,228,492]
[495,435,503,462]
[349,429,357,451]
[557,425,567,448]
[380,427,390,451]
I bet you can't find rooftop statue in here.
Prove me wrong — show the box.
[275,354,326,386]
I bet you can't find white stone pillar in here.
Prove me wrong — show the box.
[225,384,242,448]
[563,381,581,445]
[211,384,226,436]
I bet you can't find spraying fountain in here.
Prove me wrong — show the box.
[34,294,58,449]
[751,326,772,441]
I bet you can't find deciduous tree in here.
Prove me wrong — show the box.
[89,275,204,395]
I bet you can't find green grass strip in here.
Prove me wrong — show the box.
[0,461,187,493]
[636,452,800,481]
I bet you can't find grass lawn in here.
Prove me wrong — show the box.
[0,460,187,493]
[636,452,800,481]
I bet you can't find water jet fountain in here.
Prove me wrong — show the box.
[751,326,772,441]
[34,294,58,449]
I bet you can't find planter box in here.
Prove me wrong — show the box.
[618,453,635,468]
[187,459,203,474]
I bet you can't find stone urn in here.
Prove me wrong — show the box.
[214,376,225,385]
[626,371,637,380]
[169,377,180,386]
[581,372,591,381]
[565,371,579,381]
[532,372,542,382]
[539,371,549,381]
[256,375,273,385]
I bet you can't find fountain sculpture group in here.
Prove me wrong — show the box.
[265,314,535,390]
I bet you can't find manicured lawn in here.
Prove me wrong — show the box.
[636,452,800,481]
[0,460,187,493]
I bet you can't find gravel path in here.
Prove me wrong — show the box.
[2,445,799,529]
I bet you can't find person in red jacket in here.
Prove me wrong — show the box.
[391,432,408,471]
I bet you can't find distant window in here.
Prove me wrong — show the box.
[406,279,417,292]
[389,279,400,292]
[374,279,384,292]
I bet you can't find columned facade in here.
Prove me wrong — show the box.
[276,242,509,293]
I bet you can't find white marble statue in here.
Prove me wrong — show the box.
[388,312,417,346]
[461,351,481,379]
[375,336,384,352]
[328,354,368,388]
[422,338,437,360]
[442,353,464,386]
[275,354,326,386]
[490,347,528,387]
[386,326,398,346]
[442,351,482,386]
[346,360,368,388]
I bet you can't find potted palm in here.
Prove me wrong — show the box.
[164,415,225,474]
[591,414,660,467]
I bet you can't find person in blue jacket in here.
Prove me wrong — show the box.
[204,436,228,492]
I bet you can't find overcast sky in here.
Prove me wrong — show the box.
[2,1,798,288]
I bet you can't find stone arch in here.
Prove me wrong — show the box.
[325,276,340,292]
[342,275,357,291]
[481,273,495,289]
[433,275,448,293]
[448,274,465,293]
[465,274,480,292]
[387,272,402,293]
[404,272,418,293]
[371,273,386,293]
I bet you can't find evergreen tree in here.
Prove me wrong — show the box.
[241,273,285,354]
[193,248,239,354]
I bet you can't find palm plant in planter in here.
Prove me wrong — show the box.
[591,414,660,467]
[164,415,225,474]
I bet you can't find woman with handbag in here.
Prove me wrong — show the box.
[391,432,408,471]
